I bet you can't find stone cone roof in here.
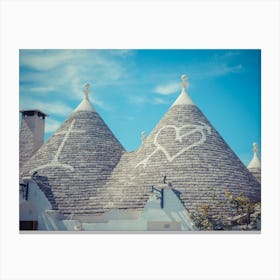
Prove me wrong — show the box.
[96,88,261,217]
[20,95,125,215]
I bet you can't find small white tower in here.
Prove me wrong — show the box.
[247,142,261,183]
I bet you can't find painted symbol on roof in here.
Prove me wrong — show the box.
[30,119,86,173]
[135,121,211,169]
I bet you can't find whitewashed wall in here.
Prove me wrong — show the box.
[20,181,196,231]
[20,180,55,230]
[62,188,197,231]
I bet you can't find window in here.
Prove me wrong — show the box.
[20,221,38,230]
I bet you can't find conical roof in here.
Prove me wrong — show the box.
[20,85,125,216]
[98,75,261,217]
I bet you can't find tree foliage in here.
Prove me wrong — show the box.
[191,190,261,231]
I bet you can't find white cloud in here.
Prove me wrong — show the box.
[20,98,73,117]
[128,95,149,104]
[20,50,132,104]
[128,95,169,106]
[230,64,243,73]
[29,86,55,93]
[152,97,169,105]
[20,50,85,71]
[91,96,107,109]
[201,63,243,78]
[107,49,135,57]
[189,50,244,80]
[154,82,179,95]
[213,51,241,60]
[43,102,73,116]
[45,119,61,133]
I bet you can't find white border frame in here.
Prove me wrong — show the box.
[1,1,279,280]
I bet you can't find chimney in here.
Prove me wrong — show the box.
[19,109,48,169]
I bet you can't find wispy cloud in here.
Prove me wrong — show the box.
[128,95,149,104]
[154,82,179,95]
[45,119,61,133]
[91,96,107,110]
[20,50,84,71]
[128,95,170,106]
[152,97,170,105]
[20,50,134,103]
[195,63,243,79]
[189,51,244,80]
[214,51,241,60]
[20,97,72,117]
[29,86,55,93]
[107,49,135,57]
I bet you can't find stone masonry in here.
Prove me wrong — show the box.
[20,110,46,168]
[20,90,261,220]
[20,110,125,215]
[94,103,261,218]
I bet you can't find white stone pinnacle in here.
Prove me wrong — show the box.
[171,75,195,107]
[74,83,96,112]
[247,142,261,169]
[171,88,195,107]
[74,95,95,112]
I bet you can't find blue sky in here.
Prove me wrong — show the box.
[19,49,261,165]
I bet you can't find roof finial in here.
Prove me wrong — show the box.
[181,74,188,89]
[83,83,90,97]
[141,131,147,144]
[171,74,194,107]
[247,142,261,170]
[74,83,95,112]
[253,142,258,154]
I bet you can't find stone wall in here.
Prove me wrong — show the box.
[19,112,45,168]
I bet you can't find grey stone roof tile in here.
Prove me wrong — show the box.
[100,103,261,217]
[20,94,261,219]
[20,110,125,215]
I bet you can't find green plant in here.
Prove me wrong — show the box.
[191,190,261,230]
[224,190,256,226]
[190,203,214,230]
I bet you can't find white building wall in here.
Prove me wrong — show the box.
[20,180,61,230]
[142,189,197,230]
[20,182,196,231]
[61,188,197,231]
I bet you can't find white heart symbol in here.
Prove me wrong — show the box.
[136,121,211,169]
